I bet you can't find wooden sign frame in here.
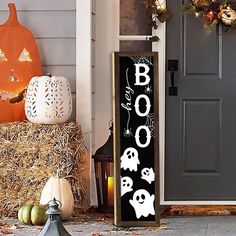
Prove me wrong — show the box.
[113,52,160,227]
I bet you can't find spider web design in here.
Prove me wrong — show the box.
[145,113,155,137]
[129,56,153,65]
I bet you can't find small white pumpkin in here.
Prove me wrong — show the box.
[40,176,74,220]
[220,7,236,25]
[25,75,72,124]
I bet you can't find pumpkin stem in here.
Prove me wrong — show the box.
[5,4,19,26]
[56,169,62,178]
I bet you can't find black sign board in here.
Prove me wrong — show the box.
[113,52,159,226]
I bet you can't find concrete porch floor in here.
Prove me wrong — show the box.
[1,215,236,236]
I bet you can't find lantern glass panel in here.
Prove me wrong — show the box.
[93,155,114,212]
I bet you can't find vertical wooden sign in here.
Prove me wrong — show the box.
[113,52,159,226]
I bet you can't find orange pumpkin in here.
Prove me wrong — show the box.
[0,3,42,122]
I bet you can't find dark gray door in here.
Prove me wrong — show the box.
[165,0,236,200]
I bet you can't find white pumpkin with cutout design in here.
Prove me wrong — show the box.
[25,75,72,124]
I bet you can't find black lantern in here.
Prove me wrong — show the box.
[37,198,71,236]
[92,121,114,213]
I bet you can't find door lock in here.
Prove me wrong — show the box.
[168,60,178,96]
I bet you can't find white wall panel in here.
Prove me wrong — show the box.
[0,0,76,11]
[0,11,76,38]
[37,39,76,66]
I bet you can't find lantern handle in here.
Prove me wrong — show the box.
[108,120,113,128]
[108,120,113,133]
[47,199,62,209]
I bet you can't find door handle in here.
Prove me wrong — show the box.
[168,60,178,96]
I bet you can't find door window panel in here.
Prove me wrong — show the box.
[120,41,152,52]
[120,0,152,35]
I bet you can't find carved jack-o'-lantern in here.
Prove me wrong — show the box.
[0,3,42,122]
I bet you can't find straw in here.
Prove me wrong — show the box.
[0,121,86,217]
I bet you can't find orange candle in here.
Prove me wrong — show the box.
[108,176,114,206]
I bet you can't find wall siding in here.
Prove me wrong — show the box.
[0,11,76,37]
[0,0,76,119]
[0,0,76,10]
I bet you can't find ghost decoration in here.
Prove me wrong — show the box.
[121,176,133,197]
[141,167,155,184]
[121,147,140,172]
[129,189,155,219]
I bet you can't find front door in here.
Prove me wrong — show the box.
[165,0,236,200]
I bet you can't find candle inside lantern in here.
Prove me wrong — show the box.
[107,176,114,206]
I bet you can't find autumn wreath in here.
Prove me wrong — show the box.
[184,0,236,30]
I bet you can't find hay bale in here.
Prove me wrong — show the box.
[0,121,86,217]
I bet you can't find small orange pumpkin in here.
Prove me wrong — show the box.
[0,3,42,122]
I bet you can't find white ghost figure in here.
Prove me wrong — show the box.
[141,167,155,184]
[121,176,133,196]
[121,147,140,172]
[129,189,155,219]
